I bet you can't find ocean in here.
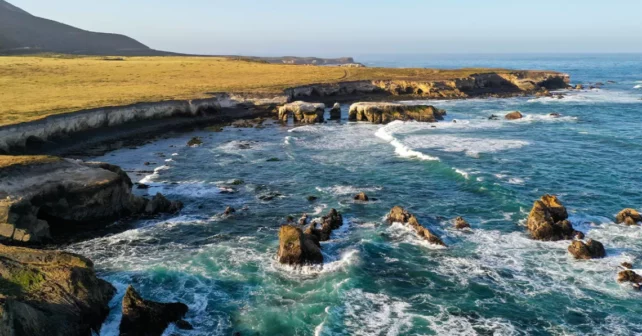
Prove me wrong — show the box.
[67,54,642,335]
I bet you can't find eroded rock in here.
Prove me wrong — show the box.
[454,216,471,230]
[278,101,325,123]
[386,206,446,246]
[504,111,523,120]
[615,208,642,225]
[618,270,642,289]
[119,286,190,336]
[348,102,446,124]
[277,225,323,265]
[329,103,341,119]
[526,194,578,241]
[567,239,606,259]
[0,244,115,336]
[0,159,183,243]
[353,192,369,202]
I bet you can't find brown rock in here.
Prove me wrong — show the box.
[187,137,202,146]
[527,194,578,241]
[277,225,323,265]
[504,111,523,120]
[615,208,642,225]
[575,84,584,90]
[224,206,236,216]
[454,216,471,229]
[386,206,446,246]
[354,192,369,202]
[621,262,633,269]
[618,270,642,284]
[0,244,115,336]
[119,286,190,336]
[567,239,606,259]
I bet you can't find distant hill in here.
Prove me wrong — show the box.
[0,0,173,55]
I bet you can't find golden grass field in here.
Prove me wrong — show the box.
[0,55,509,126]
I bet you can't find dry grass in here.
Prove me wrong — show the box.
[0,55,511,126]
[0,155,60,169]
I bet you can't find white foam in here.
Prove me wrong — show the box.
[375,124,440,161]
[138,165,170,184]
[402,134,529,157]
[342,289,412,335]
[634,84,642,89]
[529,89,642,104]
[454,168,470,179]
[387,222,447,250]
[316,185,382,196]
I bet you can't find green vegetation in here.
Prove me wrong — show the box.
[0,55,512,126]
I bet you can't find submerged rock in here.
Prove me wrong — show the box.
[119,286,190,336]
[0,158,182,243]
[277,225,323,265]
[504,111,523,120]
[454,216,471,230]
[0,244,115,336]
[488,114,500,120]
[278,101,325,123]
[386,206,446,246]
[329,102,341,119]
[567,239,606,259]
[526,194,578,241]
[187,137,203,146]
[353,192,369,202]
[348,102,446,124]
[224,206,236,216]
[615,208,642,225]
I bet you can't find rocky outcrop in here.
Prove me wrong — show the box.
[278,101,325,123]
[305,209,344,242]
[329,103,341,119]
[353,192,369,202]
[618,270,642,289]
[615,208,642,225]
[348,102,446,124]
[0,157,182,243]
[386,206,445,246]
[454,216,471,230]
[277,225,323,265]
[0,244,115,336]
[187,137,203,146]
[504,111,523,120]
[119,286,191,336]
[526,195,578,241]
[567,239,606,259]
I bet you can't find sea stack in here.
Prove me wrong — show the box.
[526,194,578,241]
[278,101,325,123]
[348,102,446,124]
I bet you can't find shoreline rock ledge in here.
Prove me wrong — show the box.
[0,244,115,336]
[278,101,325,123]
[0,157,183,243]
[348,102,446,124]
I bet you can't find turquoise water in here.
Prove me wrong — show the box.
[68,54,642,335]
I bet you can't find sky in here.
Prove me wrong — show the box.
[10,0,642,57]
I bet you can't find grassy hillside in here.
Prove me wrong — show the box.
[0,55,513,126]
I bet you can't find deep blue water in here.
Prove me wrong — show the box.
[68,54,642,335]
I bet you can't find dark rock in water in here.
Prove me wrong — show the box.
[0,244,115,336]
[504,111,523,120]
[621,262,633,269]
[137,183,150,189]
[187,137,203,146]
[329,103,342,119]
[224,206,236,216]
[0,159,182,244]
[119,286,189,336]
[266,157,281,162]
[230,179,245,185]
[258,192,283,201]
[567,239,606,259]
[307,195,318,202]
[615,208,642,225]
[526,194,579,241]
[298,214,309,226]
[573,231,585,240]
[454,216,471,229]
[607,80,616,84]
[548,113,562,118]
[277,225,323,265]
[386,206,446,246]
[303,209,343,242]
[618,270,642,289]
[488,114,500,120]
[353,192,369,201]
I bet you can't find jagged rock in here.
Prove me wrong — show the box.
[567,239,606,259]
[488,114,500,120]
[224,206,235,216]
[535,89,551,97]
[549,113,562,118]
[386,206,446,246]
[119,286,190,336]
[618,270,642,288]
[187,137,202,146]
[454,216,471,229]
[526,194,578,241]
[353,192,369,201]
[305,209,343,242]
[615,208,642,225]
[329,103,342,119]
[0,158,182,243]
[348,102,446,124]
[0,244,115,336]
[278,101,325,123]
[575,84,584,90]
[277,225,323,265]
[621,262,633,269]
[298,214,309,226]
[573,231,585,240]
[504,111,523,120]
[258,192,282,201]
[307,195,318,202]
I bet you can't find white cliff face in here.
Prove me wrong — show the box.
[0,94,288,153]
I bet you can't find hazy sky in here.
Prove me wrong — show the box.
[11,0,642,56]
